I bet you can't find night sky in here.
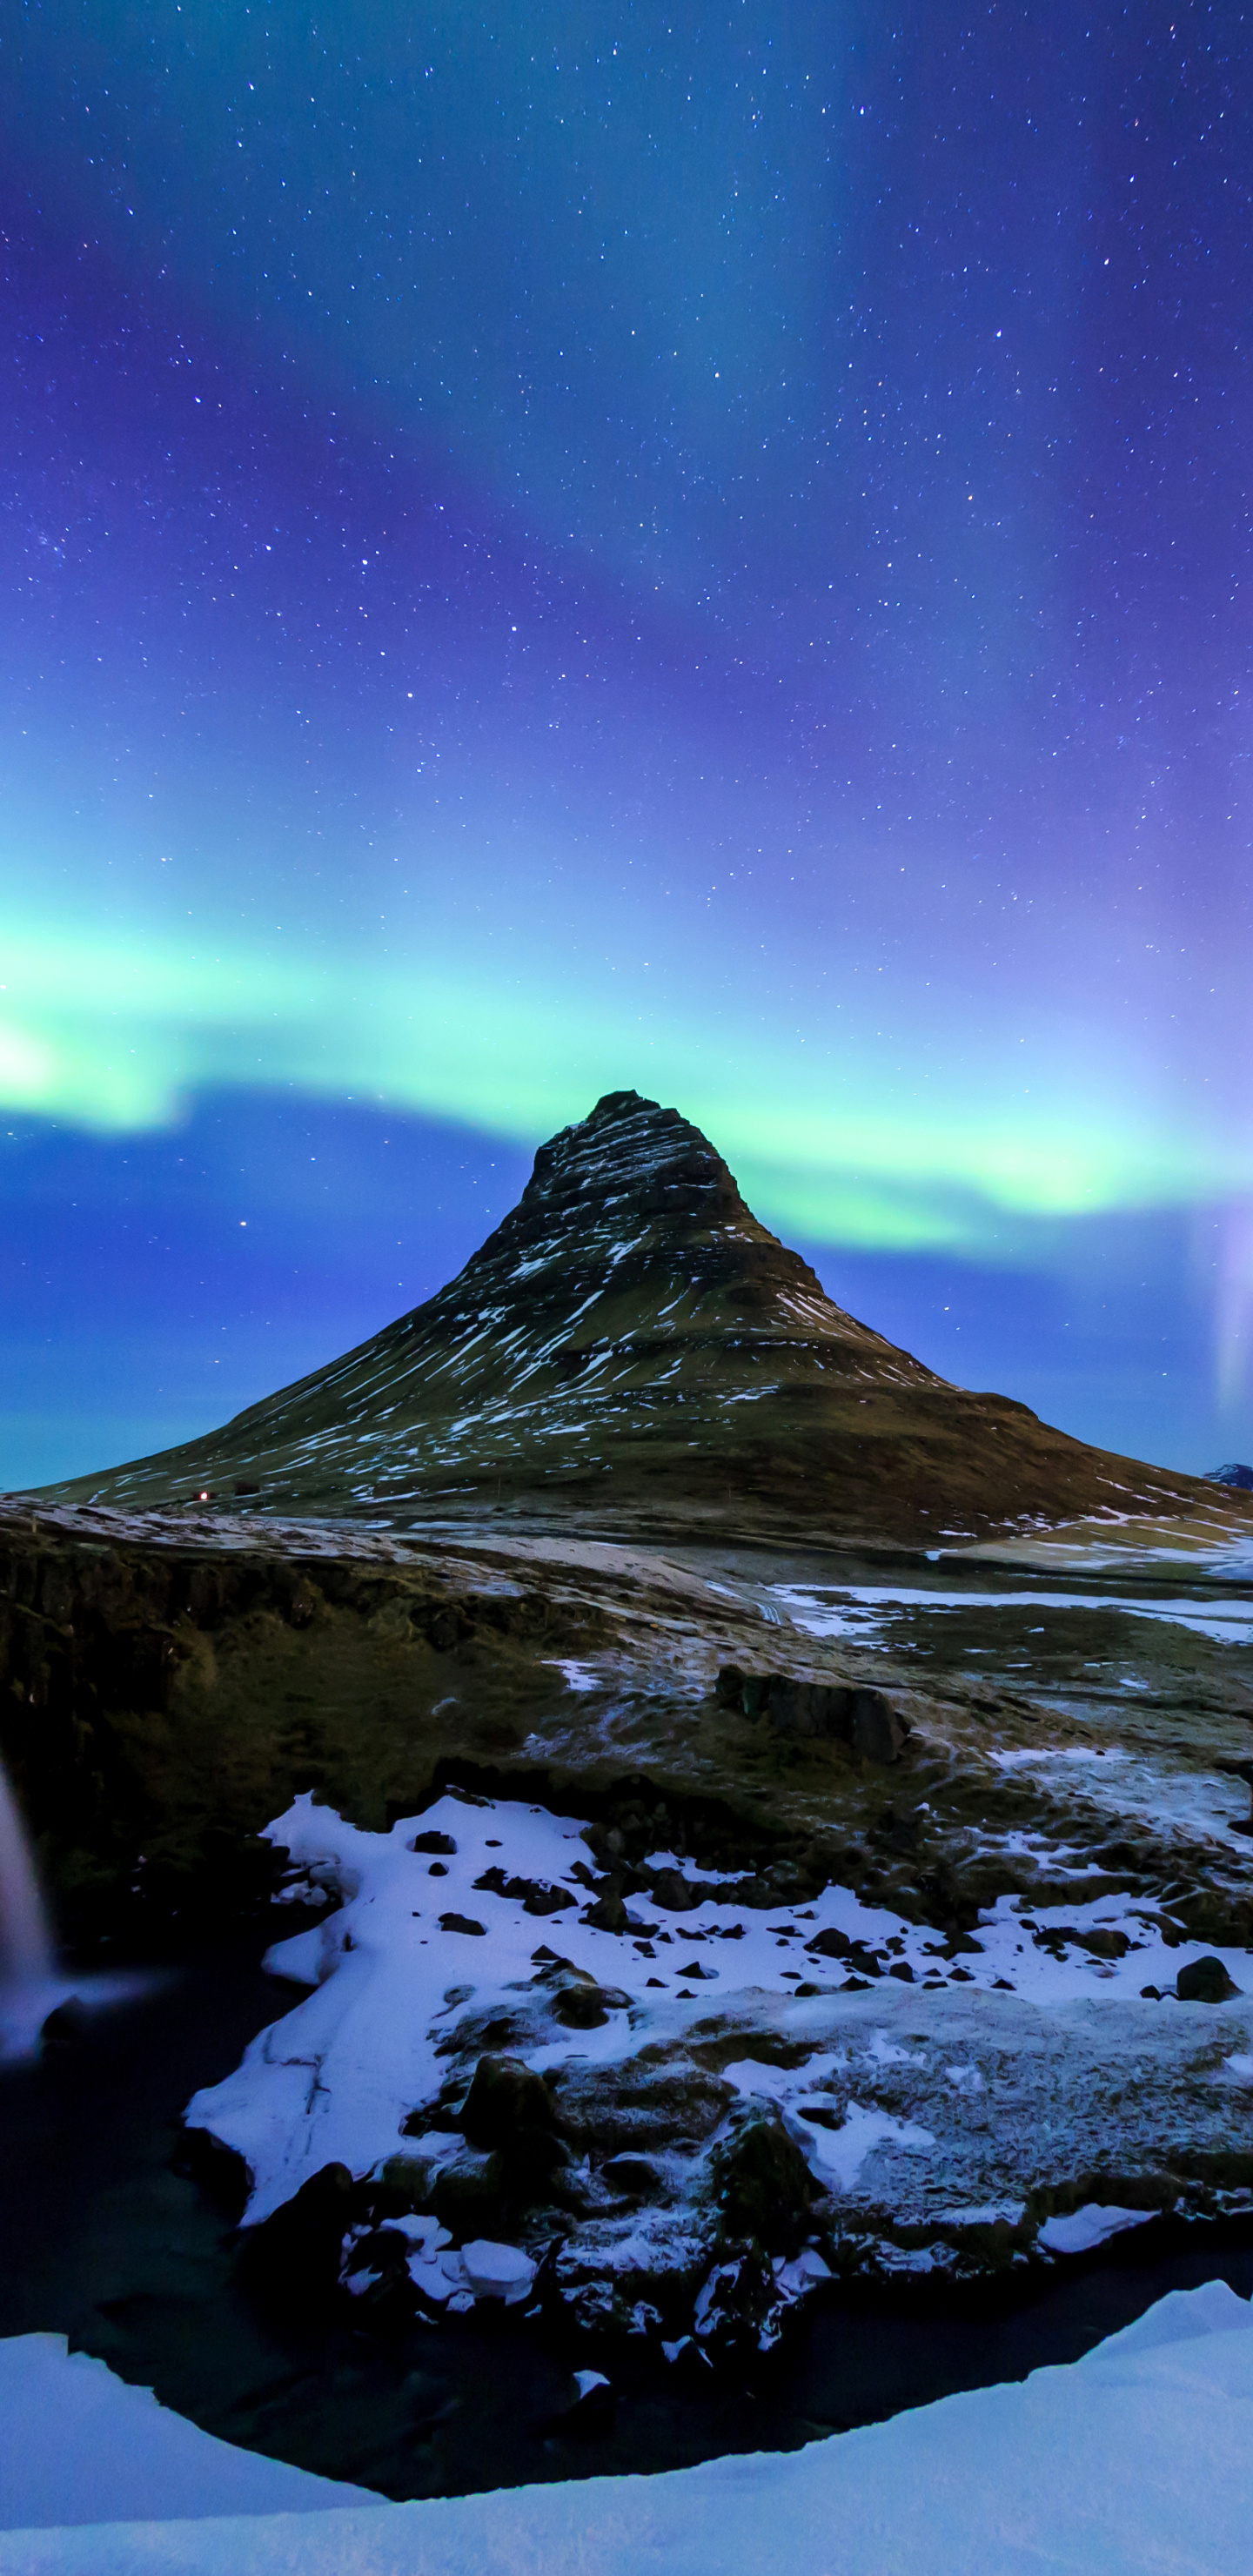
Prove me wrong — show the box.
[3,3,1250,1488]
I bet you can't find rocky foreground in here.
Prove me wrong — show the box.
[4,1486,1253,2368]
[184,1775,1253,2373]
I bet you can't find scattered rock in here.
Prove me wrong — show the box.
[556,2368,615,2433]
[764,1677,850,1738]
[461,2053,560,2148]
[600,2154,660,2196]
[1078,1928,1132,1960]
[174,2124,251,2221]
[241,2162,356,2312]
[439,1912,486,1936]
[583,1890,630,1933]
[692,2244,790,2365]
[712,2109,821,2251]
[411,1830,458,1855]
[472,1868,575,1915]
[651,1869,701,1913]
[338,2224,415,2325]
[552,1980,630,2029]
[1176,1956,1243,2003]
[723,1672,912,1765]
[848,1690,912,1765]
[848,1943,884,1978]
[39,1997,89,2054]
[432,2150,505,2235]
[372,2153,437,2213]
[459,2237,537,2304]
[806,1926,852,1961]
[457,2056,576,2204]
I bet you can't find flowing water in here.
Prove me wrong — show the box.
[0,1758,150,2064]
[0,1761,53,1989]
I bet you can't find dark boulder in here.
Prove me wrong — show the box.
[40,1997,89,2055]
[760,1675,911,1764]
[519,1877,577,1915]
[1176,1955,1243,2003]
[372,2152,437,2214]
[411,1830,458,1855]
[439,1911,486,1936]
[848,1689,912,1765]
[600,2154,660,2195]
[559,2370,616,2434]
[712,2109,820,2251]
[765,1677,850,1738]
[848,1943,884,1978]
[553,1980,630,2029]
[474,1865,575,1914]
[650,1868,702,1913]
[240,2161,355,2312]
[432,2150,505,2235]
[461,2052,558,2147]
[583,1890,630,1933]
[692,2244,791,2367]
[175,2124,252,2223]
[454,2055,577,2206]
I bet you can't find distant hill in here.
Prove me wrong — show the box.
[40,1089,1220,1545]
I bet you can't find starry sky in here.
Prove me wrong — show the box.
[3,1,1251,1487]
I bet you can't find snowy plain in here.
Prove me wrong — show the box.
[1,2281,1251,2573]
[0,2337,379,2530]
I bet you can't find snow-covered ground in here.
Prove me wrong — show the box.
[179,1786,1253,2331]
[2,2281,1251,2573]
[0,2337,379,2532]
[190,1787,1252,2229]
[772,1577,1253,1648]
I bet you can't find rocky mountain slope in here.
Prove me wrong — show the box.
[43,1090,1220,1545]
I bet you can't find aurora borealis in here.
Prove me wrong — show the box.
[3,3,1250,1484]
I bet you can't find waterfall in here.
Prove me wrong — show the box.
[0,1759,54,1988]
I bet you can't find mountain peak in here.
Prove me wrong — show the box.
[44,1093,1211,1543]
[472,1087,811,1308]
[516,1090,742,1229]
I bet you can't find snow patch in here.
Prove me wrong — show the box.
[1038,2204,1156,2256]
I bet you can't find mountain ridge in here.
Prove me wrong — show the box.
[41,1089,1216,1543]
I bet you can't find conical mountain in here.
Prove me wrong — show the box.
[46,1090,1209,1542]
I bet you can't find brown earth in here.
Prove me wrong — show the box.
[3,1494,1252,1958]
